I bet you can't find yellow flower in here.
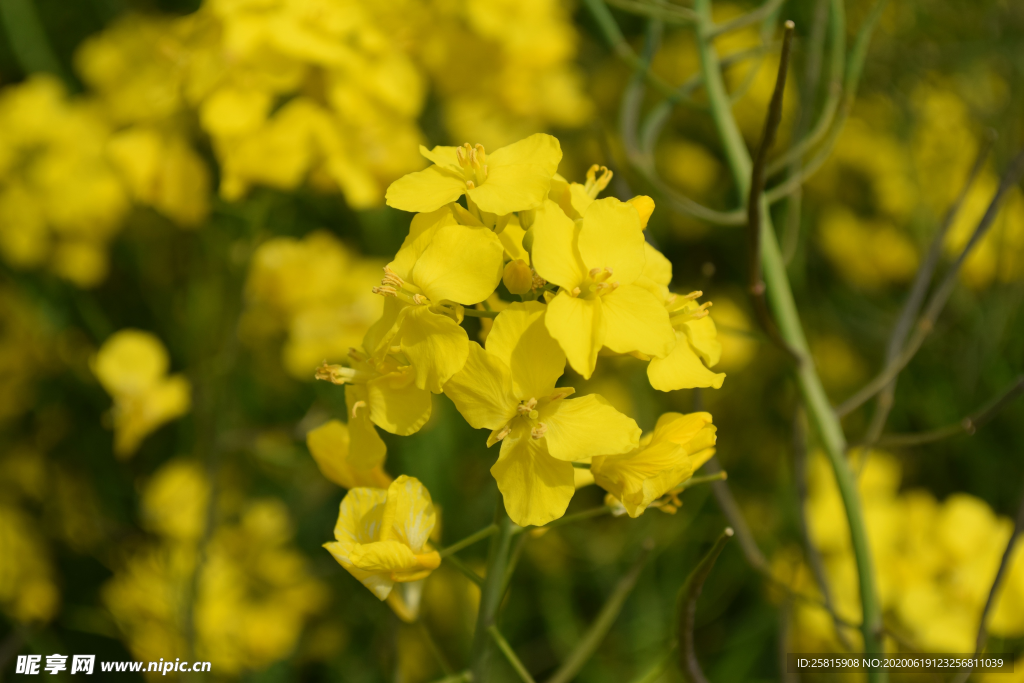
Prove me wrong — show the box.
[592,412,717,518]
[306,420,392,489]
[140,460,209,542]
[443,302,641,526]
[324,476,441,601]
[647,292,726,391]
[532,197,675,379]
[91,329,191,457]
[0,502,59,623]
[386,133,561,215]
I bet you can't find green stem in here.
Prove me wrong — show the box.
[469,504,517,682]
[438,524,498,557]
[692,1,884,677]
[488,626,537,683]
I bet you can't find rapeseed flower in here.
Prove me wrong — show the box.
[324,476,441,600]
[306,419,392,489]
[532,197,675,379]
[444,302,641,526]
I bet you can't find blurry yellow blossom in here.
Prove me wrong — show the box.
[532,198,675,379]
[655,139,722,199]
[306,419,392,489]
[810,334,867,394]
[324,475,441,600]
[386,134,561,215]
[243,232,385,379]
[783,449,1024,653]
[91,329,191,457]
[592,412,717,518]
[705,296,757,373]
[443,302,641,526]
[818,207,919,289]
[0,285,51,421]
[105,461,326,674]
[0,503,60,623]
[0,75,128,286]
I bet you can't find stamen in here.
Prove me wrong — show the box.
[517,398,538,415]
[682,290,704,301]
[381,265,404,288]
[315,362,357,385]
[466,180,475,190]
[531,422,548,440]
[570,286,581,297]
[584,164,613,198]
[350,400,367,418]
[494,424,512,442]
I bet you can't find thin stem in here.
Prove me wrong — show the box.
[438,524,498,558]
[703,457,768,572]
[693,1,885,675]
[605,0,698,24]
[547,540,654,683]
[706,0,785,37]
[676,528,733,683]
[676,470,728,491]
[875,375,1024,448]
[443,555,485,587]
[513,505,613,535]
[628,647,676,683]
[488,626,537,683]
[427,672,470,683]
[469,505,517,682]
[861,135,995,444]
[837,148,1024,418]
[419,621,455,677]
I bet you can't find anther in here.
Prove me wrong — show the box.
[494,424,512,442]
[571,286,581,297]
[466,180,475,190]
[350,400,367,418]
[531,422,548,440]
[683,290,704,300]
[372,285,397,297]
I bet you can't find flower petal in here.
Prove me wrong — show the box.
[486,301,565,399]
[381,475,436,553]
[600,284,675,358]
[346,385,392,459]
[577,198,646,284]
[419,144,460,172]
[467,134,562,215]
[333,486,388,544]
[365,372,433,435]
[531,199,585,290]
[442,342,517,431]
[348,540,421,573]
[388,206,456,281]
[491,423,575,527]
[682,316,722,367]
[386,165,466,213]
[306,419,391,488]
[398,306,470,393]
[545,293,604,379]
[412,224,503,304]
[543,394,640,462]
[647,335,726,391]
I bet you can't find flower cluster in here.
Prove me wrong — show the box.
[103,459,328,674]
[312,133,725,601]
[91,329,191,458]
[777,450,1024,653]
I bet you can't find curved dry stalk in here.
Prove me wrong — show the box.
[676,528,733,683]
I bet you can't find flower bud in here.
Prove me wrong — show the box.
[627,195,655,229]
[503,259,533,295]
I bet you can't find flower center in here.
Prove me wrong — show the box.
[372,265,428,305]
[583,164,613,198]
[569,267,619,299]
[668,291,712,329]
[456,142,489,189]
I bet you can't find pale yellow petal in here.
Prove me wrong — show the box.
[577,198,646,284]
[442,342,517,430]
[306,419,390,487]
[530,199,585,290]
[365,372,432,436]
[486,301,565,399]
[600,284,675,357]
[651,412,713,448]
[348,540,420,573]
[545,293,603,379]
[386,165,466,213]
[543,394,640,462]
[412,224,503,304]
[398,306,469,392]
[381,475,436,552]
[333,487,388,544]
[648,336,726,391]
[323,540,394,600]
[346,385,391,461]
[491,424,575,527]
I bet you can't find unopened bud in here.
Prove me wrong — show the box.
[627,195,655,229]
[503,259,533,295]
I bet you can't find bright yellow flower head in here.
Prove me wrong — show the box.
[324,476,441,601]
[443,302,641,526]
[386,133,562,215]
[592,412,717,518]
[647,292,726,391]
[306,419,392,489]
[91,329,191,457]
[532,197,676,379]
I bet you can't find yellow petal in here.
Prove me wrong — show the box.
[651,412,713,448]
[648,336,726,391]
[529,199,585,290]
[363,297,406,359]
[442,342,517,430]
[348,540,421,573]
[398,306,470,393]
[418,144,460,171]
[486,301,565,399]
[365,372,432,436]
[412,224,503,304]
[600,284,675,358]
[380,475,436,553]
[543,394,640,462]
[92,329,170,396]
[346,385,391,459]
[306,420,391,489]
[545,293,604,379]
[577,198,646,285]
[323,540,394,600]
[467,134,562,215]
[628,195,656,229]
[498,216,529,262]
[682,316,723,367]
[389,206,456,281]
[592,440,691,517]
[491,423,575,527]
[635,243,672,300]
[386,165,466,213]
[333,487,388,544]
